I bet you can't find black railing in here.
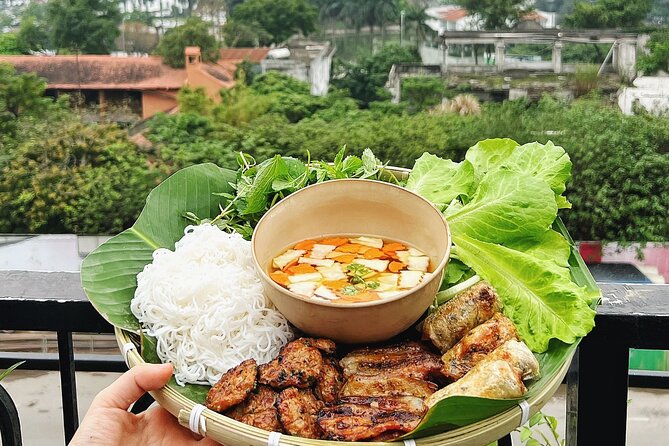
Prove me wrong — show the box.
[0,271,667,446]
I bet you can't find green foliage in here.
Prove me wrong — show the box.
[221,19,272,47]
[230,0,318,45]
[573,64,599,97]
[401,76,444,112]
[332,44,421,106]
[0,361,25,382]
[0,119,160,234]
[0,63,59,142]
[0,33,24,54]
[47,0,122,53]
[637,28,669,74]
[155,17,219,68]
[177,87,216,115]
[16,3,52,53]
[564,0,653,29]
[518,411,564,446]
[454,0,531,30]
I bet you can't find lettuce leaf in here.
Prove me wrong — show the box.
[506,230,571,268]
[502,141,572,209]
[406,153,476,206]
[452,234,596,352]
[464,138,519,177]
[445,170,557,244]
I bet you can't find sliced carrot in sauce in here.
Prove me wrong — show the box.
[293,240,317,250]
[383,242,406,252]
[336,243,363,253]
[270,271,290,286]
[388,261,406,273]
[363,248,386,259]
[323,279,349,290]
[334,254,357,264]
[285,264,317,275]
[358,246,371,254]
[281,258,299,271]
[320,237,349,247]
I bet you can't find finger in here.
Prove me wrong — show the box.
[144,406,222,445]
[93,363,173,411]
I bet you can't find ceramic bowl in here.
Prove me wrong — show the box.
[251,179,451,343]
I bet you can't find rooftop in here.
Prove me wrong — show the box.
[0,54,235,91]
[219,47,270,64]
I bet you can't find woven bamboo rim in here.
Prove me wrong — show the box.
[116,327,572,446]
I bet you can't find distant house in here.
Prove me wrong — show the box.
[424,6,556,33]
[0,47,235,119]
[259,39,336,96]
[219,47,271,65]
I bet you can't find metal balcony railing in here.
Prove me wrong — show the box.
[0,271,667,446]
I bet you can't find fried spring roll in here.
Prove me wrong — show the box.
[441,313,519,381]
[422,281,501,353]
[425,339,540,407]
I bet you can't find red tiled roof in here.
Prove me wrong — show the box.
[0,55,187,90]
[219,47,270,64]
[521,11,544,21]
[439,8,468,22]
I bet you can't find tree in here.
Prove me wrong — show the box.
[222,19,272,47]
[454,0,531,30]
[332,44,421,107]
[155,17,220,68]
[637,29,669,74]
[403,4,430,46]
[0,34,23,55]
[47,0,122,53]
[230,0,318,45]
[15,3,52,53]
[564,0,652,29]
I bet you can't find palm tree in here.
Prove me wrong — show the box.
[403,4,429,47]
[374,0,400,44]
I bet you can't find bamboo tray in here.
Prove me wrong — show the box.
[116,327,573,446]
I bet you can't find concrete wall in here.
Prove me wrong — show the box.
[310,52,333,96]
[618,76,669,116]
[141,90,178,119]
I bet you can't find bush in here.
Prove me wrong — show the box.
[637,29,669,74]
[0,120,161,234]
[401,77,444,112]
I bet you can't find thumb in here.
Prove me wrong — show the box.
[93,363,173,411]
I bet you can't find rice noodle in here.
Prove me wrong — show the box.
[131,224,294,386]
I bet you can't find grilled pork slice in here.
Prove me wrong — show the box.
[422,281,501,353]
[277,387,324,439]
[314,356,344,405]
[339,374,437,399]
[225,385,282,432]
[259,338,331,389]
[339,341,442,381]
[441,313,519,381]
[205,359,257,412]
[317,396,426,441]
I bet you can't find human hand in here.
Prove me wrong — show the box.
[69,363,219,446]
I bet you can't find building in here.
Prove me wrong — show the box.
[259,40,336,96]
[0,47,235,119]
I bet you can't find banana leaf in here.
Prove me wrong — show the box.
[80,162,600,437]
[81,163,236,332]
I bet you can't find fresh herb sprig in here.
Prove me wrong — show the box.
[184,147,389,240]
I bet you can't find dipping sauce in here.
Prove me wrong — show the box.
[269,236,431,303]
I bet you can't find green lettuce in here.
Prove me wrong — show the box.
[452,234,597,352]
[503,141,572,209]
[406,153,476,206]
[445,169,558,244]
[465,138,519,177]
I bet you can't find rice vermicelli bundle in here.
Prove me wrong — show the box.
[131,224,294,386]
